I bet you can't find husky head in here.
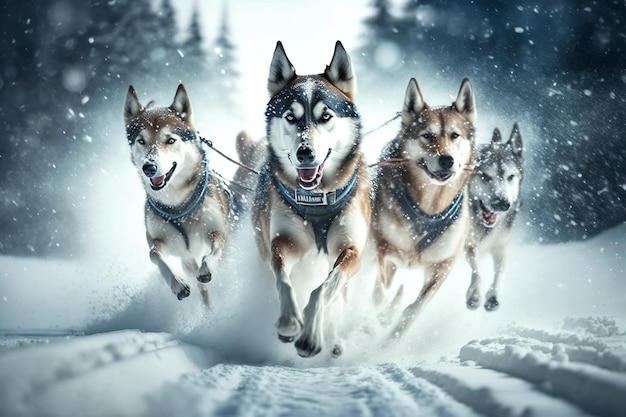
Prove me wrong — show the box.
[265,41,361,191]
[124,84,202,199]
[470,123,523,228]
[397,78,475,185]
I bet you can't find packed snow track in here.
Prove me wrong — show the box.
[1,322,625,417]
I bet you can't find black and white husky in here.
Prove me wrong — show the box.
[465,123,523,311]
[124,84,234,306]
[252,41,371,358]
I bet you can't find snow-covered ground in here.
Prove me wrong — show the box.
[1,209,625,416]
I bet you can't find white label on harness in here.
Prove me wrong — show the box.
[295,190,328,206]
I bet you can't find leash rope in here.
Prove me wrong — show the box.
[198,135,260,175]
[363,112,401,137]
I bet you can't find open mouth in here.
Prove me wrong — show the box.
[297,163,324,190]
[480,200,498,228]
[149,163,177,190]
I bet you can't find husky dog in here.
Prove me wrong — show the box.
[371,78,476,340]
[465,123,523,311]
[124,84,233,305]
[253,41,371,358]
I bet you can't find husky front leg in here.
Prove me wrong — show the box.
[465,241,482,310]
[197,231,227,283]
[485,246,506,311]
[271,236,304,343]
[296,246,361,358]
[389,259,453,341]
[149,241,190,300]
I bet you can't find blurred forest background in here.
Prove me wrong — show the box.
[0,0,625,258]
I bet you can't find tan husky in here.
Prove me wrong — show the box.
[371,78,476,340]
[124,84,233,305]
[252,41,371,358]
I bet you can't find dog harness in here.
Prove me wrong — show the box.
[394,182,464,253]
[146,151,210,223]
[273,169,359,253]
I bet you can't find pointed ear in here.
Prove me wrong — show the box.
[324,41,357,100]
[268,41,296,97]
[454,78,476,124]
[401,78,426,126]
[491,127,502,144]
[170,84,193,123]
[124,86,143,125]
[507,122,523,157]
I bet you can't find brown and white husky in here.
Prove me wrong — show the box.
[124,84,233,306]
[371,78,476,340]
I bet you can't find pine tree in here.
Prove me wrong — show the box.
[357,0,400,76]
[210,6,240,112]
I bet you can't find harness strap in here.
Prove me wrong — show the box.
[146,151,210,223]
[394,181,464,253]
[274,171,359,253]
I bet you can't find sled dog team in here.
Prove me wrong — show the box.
[123,41,524,358]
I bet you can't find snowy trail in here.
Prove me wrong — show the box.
[2,321,626,417]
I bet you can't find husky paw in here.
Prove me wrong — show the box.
[484,296,499,311]
[331,343,343,358]
[466,295,481,310]
[197,262,212,283]
[276,316,302,343]
[295,335,322,358]
[176,285,191,300]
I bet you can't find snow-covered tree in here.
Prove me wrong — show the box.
[209,6,240,112]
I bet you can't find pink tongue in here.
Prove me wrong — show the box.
[297,167,319,182]
[483,211,497,226]
[151,175,166,187]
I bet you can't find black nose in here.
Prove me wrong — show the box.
[142,161,157,177]
[296,144,316,166]
[439,155,454,170]
[491,198,511,212]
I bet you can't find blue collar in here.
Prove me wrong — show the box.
[147,151,210,222]
[275,172,359,252]
[395,180,464,253]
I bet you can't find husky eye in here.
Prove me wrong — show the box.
[166,137,176,145]
[284,112,296,124]
[451,132,460,140]
[481,173,492,182]
[421,132,436,141]
[320,111,333,123]
[507,174,515,182]
[137,138,146,145]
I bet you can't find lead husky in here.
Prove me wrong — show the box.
[371,78,476,340]
[465,123,523,311]
[253,41,371,358]
[124,84,233,305]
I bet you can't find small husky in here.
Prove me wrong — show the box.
[371,78,476,340]
[253,41,371,358]
[465,123,523,311]
[124,84,233,305]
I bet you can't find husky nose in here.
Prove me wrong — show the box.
[439,155,454,170]
[296,144,316,166]
[491,198,511,212]
[142,161,158,178]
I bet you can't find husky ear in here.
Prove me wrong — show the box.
[454,78,476,124]
[401,78,426,125]
[491,128,502,144]
[170,84,193,123]
[508,122,523,157]
[124,86,144,125]
[268,41,297,97]
[324,41,357,100]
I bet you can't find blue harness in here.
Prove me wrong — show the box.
[146,151,210,223]
[274,171,359,253]
[394,182,464,253]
